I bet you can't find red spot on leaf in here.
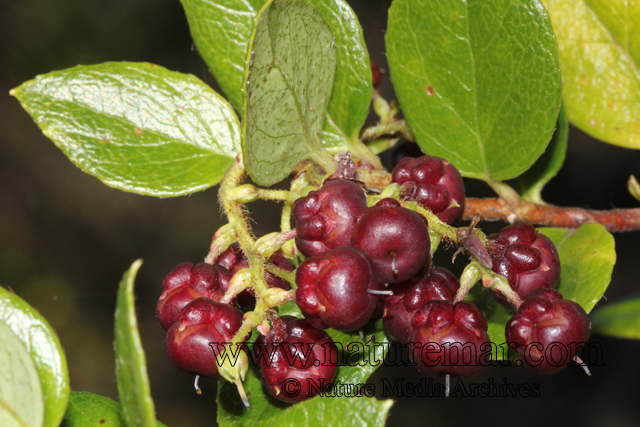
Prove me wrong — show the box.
[426,86,435,96]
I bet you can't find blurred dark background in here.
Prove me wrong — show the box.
[2,0,640,426]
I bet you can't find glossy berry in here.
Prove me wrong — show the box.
[410,300,490,378]
[216,243,293,308]
[296,246,382,330]
[254,316,339,403]
[505,289,590,375]
[351,200,430,283]
[383,267,460,343]
[392,156,465,224]
[488,223,561,304]
[156,262,231,331]
[292,179,368,257]
[165,298,243,380]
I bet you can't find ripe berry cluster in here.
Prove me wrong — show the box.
[156,155,592,404]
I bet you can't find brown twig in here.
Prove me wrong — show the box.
[355,168,640,232]
[463,198,640,232]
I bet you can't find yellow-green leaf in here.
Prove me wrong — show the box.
[541,0,640,148]
[0,287,70,427]
[591,294,640,340]
[0,322,43,427]
[11,62,240,197]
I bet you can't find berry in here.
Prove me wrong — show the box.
[295,246,382,330]
[351,200,430,283]
[371,61,382,88]
[216,243,293,309]
[165,298,243,380]
[410,300,490,378]
[488,223,561,303]
[292,179,368,257]
[383,267,459,343]
[254,316,338,403]
[392,156,465,224]
[505,289,591,375]
[156,262,231,331]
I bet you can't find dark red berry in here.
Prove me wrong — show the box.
[383,267,459,343]
[488,223,561,303]
[351,203,430,283]
[216,243,293,309]
[165,298,243,380]
[392,156,465,224]
[295,246,382,330]
[254,316,338,403]
[156,262,231,331]
[505,289,590,375]
[410,300,490,378]
[371,61,382,88]
[292,179,368,257]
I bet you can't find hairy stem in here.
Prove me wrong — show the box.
[361,120,415,142]
[218,158,269,299]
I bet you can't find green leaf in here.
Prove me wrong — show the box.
[0,287,70,427]
[60,392,166,427]
[114,260,156,427]
[540,0,640,148]
[591,294,640,340]
[181,0,371,140]
[277,301,303,318]
[11,62,240,197]
[386,0,562,181]
[242,0,338,186]
[0,321,43,427]
[325,319,390,385]
[180,0,265,112]
[217,365,392,427]
[539,223,616,313]
[518,101,569,203]
[321,116,351,155]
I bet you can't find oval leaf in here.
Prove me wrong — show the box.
[539,223,616,313]
[242,0,337,186]
[114,260,156,427]
[0,322,43,427]
[60,391,167,427]
[386,0,562,181]
[541,0,640,148]
[11,62,240,197]
[517,101,569,203]
[0,286,70,427]
[591,294,640,340]
[181,0,371,140]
